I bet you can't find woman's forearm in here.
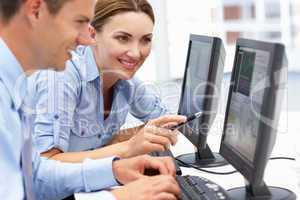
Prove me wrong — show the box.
[108,124,144,144]
[41,141,130,163]
[40,125,145,163]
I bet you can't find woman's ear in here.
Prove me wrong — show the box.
[89,25,96,39]
[77,24,97,46]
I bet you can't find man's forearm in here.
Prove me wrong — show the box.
[34,155,118,200]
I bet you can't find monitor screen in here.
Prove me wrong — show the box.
[177,35,225,149]
[178,39,213,144]
[179,40,212,116]
[176,34,227,168]
[223,47,270,163]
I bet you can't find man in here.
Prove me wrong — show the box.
[0,0,183,199]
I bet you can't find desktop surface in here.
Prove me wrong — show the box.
[175,132,300,199]
[75,129,300,200]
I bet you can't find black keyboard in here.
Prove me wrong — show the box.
[177,175,229,200]
[149,149,174,157]
[148,150,182,175]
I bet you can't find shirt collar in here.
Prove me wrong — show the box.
[0,38,27,110]
[115,79,132,91]
[76,46,100,82]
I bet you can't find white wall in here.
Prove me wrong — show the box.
[137,0,300,82]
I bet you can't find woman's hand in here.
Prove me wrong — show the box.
[123,115,186,158]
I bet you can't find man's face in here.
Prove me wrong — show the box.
[33,0,96,71]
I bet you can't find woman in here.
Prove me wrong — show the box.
[29,0,186,162]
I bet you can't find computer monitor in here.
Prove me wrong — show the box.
[176,34,227,168]
[220,38,296,200]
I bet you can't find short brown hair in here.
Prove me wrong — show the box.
[0,0,71,24]
[44,0,73,15]
[0,0,22,24]
[91,0,155,32]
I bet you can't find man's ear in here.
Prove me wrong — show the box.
[24,0,43,21]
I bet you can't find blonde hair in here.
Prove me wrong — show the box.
[91,0,155,32]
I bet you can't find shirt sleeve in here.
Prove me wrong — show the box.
[129,78,170,121]
[76,190,117,200]
[0,84,25,200]
[31,68,79,153]
[33,150,119,200]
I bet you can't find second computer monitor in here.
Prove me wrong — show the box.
[220,38,295,200]
[176,34,227,168]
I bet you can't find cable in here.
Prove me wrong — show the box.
[175,156,296,176]
[270,156,295,161]
[175,158,237,175]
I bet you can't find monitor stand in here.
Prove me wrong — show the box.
[176,145,228,168]
[227,181,296,200]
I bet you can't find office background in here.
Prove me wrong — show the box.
[140,0,300,81]
[128,0,300,152]
[130,0,300,183]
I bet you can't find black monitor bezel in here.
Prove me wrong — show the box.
[220,38,286,185]
[177,34,225,149]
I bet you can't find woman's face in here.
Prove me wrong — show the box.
[93,11,154,80]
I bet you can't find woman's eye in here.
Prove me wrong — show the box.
[142,37,152,44]
[116,36,129,43]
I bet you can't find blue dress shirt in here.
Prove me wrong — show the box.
[28,46,168,154]
[0,38,119,200]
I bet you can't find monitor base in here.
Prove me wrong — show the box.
[176,152,228,168]
[227,186,296,200]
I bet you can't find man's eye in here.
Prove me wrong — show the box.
[76,20,87,24]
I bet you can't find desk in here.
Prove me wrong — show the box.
[171,112,300,200]
[175,134,300,200]
[76,112,300,199]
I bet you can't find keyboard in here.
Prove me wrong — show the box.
[177,175,229,200]
[148,150,182,175]
[149,149,174,157]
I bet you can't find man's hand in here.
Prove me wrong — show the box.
[111,175,181,200]
[123,115,186,157]
[112,155,176,184]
